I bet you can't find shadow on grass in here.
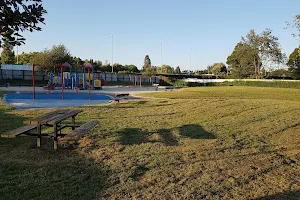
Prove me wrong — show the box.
[0,108,26,133]
[118,128,149,145]
[0,137,109,200]
[179,124,216,139]
[255,190,300,200]
[117,124,215,146]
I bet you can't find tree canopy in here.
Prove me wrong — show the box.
[211,63,227,75]
[143,55,151,70]
[1,41,16,64]
[287,46,300,79]
[241,29,285,78]
[0,0,47,47]
[227,42,260,79]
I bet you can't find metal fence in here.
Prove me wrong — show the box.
[0,69,161,83]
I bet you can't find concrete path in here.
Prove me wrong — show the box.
[0,86,173,96]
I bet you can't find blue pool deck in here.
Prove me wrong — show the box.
[3,92,112,109]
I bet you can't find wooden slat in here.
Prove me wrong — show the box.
[61,120,99,141]
[24,110,71,124]
[48,110,82,125]
[1,124,37,138]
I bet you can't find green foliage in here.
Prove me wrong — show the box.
[287,46,300,79]
[0,0,47,47]
[161,65,173,74]
[241,29,285,78]
[1,41,15,64]
[266,68,293,79]
[143,55,151,70]
[211,62,227,76]
[214,81,300,89]
[227,42,259,78]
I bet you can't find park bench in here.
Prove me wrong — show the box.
[1,110,99,149]
[152,84,159,91]
[59,120,99,144]
[115,93,129,103]
[0,124,37,138]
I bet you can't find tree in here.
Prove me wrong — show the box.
[124,64,139,73]
[0,0,47,47]
[1,41,15,64]
[211,63,227,75]
[174,66,181,74]
[286,14,300,39]
[242,29,285,78]
[161,65,173,74]
[287,47,300,79]
[227,42,260,79]
[36,44,72,73]
[143,55,151,70]
[18,52,32,64]
[207,65,213,74]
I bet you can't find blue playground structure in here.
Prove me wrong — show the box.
[48,63,103,90]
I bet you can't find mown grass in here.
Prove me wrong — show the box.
[138,86,300,101]
[1,87,300,199]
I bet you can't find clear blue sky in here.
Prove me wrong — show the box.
[18,0,300,70]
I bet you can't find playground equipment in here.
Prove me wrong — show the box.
[48,65,103,90]
[83,63,93,100]
[33,63,104,101]
[60,62,73,100]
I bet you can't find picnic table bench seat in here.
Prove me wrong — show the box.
[1,124,37,138]
[114,93,129,103]
[59,120,99,144]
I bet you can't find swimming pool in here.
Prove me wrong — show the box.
[2,92,112,109]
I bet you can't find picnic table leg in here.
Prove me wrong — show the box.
[53,124,58,150]
[37,124,41,148]
[72,116,76,130]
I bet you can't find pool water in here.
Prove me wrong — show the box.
[2,92,111,109]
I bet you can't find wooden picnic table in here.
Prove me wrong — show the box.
[1,109,99,150]
[24,109,83,149]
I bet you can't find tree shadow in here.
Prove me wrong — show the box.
[0,137,109,200]
[179,124,216,139]
[255,190,300,200]
[117,124,215,146]
[0,108,26,133]
[157,129,180,146]
[117,128,149,145]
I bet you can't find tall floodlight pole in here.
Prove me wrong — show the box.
[161,44,163,66]
[190,48,192,71]
[111,34,114,73]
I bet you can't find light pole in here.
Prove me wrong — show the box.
[161,44,163,66]
[111,34,114,73]
[190,48,192,72]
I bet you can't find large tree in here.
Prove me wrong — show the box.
[227,42,260,79]
[0,0,47,47]
[143,55,151,70]
[211,62,227,75]
[241,29,285,78]
[1,41,15,64]
[287,47,300,79]
[161,65,173,74]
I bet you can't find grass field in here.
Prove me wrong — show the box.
[1,87,300,199]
